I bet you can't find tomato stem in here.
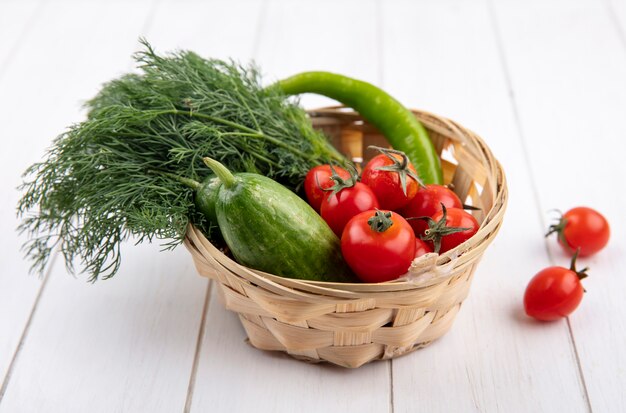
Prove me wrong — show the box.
[368,210,394,233]
[322,163,359,200]
[203,157,236,188]
[569,248,590,281]
[546,210,571,251]
[153,170,202,190]
[420,204,471,254]
[368,145,424,195]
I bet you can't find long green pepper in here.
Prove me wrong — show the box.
[275,71,443,185]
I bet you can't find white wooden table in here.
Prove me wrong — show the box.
[1,0,625,411]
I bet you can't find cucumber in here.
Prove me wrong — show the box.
[202,157,353,282]
[194,174,221,224]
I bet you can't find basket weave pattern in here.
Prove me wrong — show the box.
[184,108,507,368]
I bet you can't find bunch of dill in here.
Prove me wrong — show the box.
[17,40,345,281]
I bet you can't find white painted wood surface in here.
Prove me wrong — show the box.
[0,0,54,388]
[492,1,626,412]
[188,2,390,412]
[1,0,625,411]
[382,1,587,412]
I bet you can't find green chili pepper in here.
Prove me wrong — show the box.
[274,71,443,185]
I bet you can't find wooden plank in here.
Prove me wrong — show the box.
[0,0,51,390]
[188,1,391,412]
[0,244,207,413]
[191,287,390,413]
[256,0,381,108]
[144,0,266,61]
[381,1,588,411]
[0,1,207,411]
[146,1,273,411]
[492,0,626,411]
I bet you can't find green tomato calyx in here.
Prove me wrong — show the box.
[420,204,470,254]
[368,145,424,195]
[569,249,589,281]
[368,209,394,233]
[546,209,571,250]
[322,163,359,200]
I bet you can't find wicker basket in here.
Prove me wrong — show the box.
[184,107,507,368]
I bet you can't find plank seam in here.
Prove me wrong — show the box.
[0,252,57,403]
[484,0,547,241]
[0,0,48,83]
[0,0,167,404]
[376,0,384,87]
[251,0,270,61]
[379,4,393,412]
[185,2,267,410]
[484,1,593,412]
[184,280,213,413]
[602,0,626,52]
[138,0,166,40]
[566,317,594,413]
[388,360,394,413]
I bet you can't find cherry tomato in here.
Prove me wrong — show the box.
[424,206,479,253]
[414,238,433,258]
[524,253,588,321]
[547,207,610,257]
[361,148,420,211]
[399,184,463,237]
[304,165,350,212]
[321,183,379,237]
[341,210,416,283]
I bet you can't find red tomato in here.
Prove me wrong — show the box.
[304,165,350,212]
[547,207,610,257]
[425,207,479,253]
[414,238,433,258]
[321,183,379,237]
[341,210,416,283]
[524,254,588,321]
[361,150,420,211]
[399,184,463,237]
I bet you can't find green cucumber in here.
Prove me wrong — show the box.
[203,157,353,282]
[194,174,222,224]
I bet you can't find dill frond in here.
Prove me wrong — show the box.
[17,39,346,281]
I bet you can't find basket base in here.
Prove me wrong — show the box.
[244,338,436,368]
[232,290,464,368]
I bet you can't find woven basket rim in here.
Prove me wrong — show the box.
[185,107,507,299]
